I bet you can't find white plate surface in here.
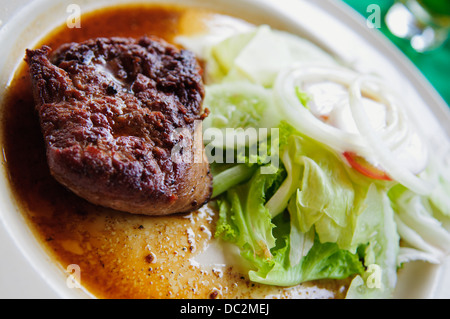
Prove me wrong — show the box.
[0,0,449,299]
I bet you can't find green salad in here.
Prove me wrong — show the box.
[178,25,450,298]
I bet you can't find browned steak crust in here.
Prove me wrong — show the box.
[25,36,212,215]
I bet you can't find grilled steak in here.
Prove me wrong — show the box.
[25,36,212,216]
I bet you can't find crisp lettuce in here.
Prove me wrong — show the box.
[195,22,450,299]
[210,163,258,198]
[215,165,285,259]
[213,123,396,292]
[248,231,365,287]
[268,123,393,254]
[428,156,450,217]
[388,184,450,263]
[215,162,365,287]
[430,176,450,217]
[202,81,281,150]
[281,134,358,251]
[208,25,336,86]
[346,185,400,298]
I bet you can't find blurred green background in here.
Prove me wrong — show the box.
[342,0,450,107]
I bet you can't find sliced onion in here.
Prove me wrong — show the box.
[274,64,373,158]
[348,76,433,195]
[274,64,433,194]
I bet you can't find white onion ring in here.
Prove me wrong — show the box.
[274,64,433,194]
[274,65,375,159]
[348,76,433,195]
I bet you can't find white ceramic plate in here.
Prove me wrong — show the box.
[0,0,449,299]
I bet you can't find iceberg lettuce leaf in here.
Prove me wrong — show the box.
[183,19,450,298]
[208,25,336,86]
[388,184,450,261]
[269,125,386,253]
[214,122,388,288]
[247,231,364,286]
[346,185,400,299]
[215,165,285,259]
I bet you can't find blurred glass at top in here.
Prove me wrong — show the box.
[385,0,450,52]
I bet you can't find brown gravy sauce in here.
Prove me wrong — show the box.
[1,4,349,299]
